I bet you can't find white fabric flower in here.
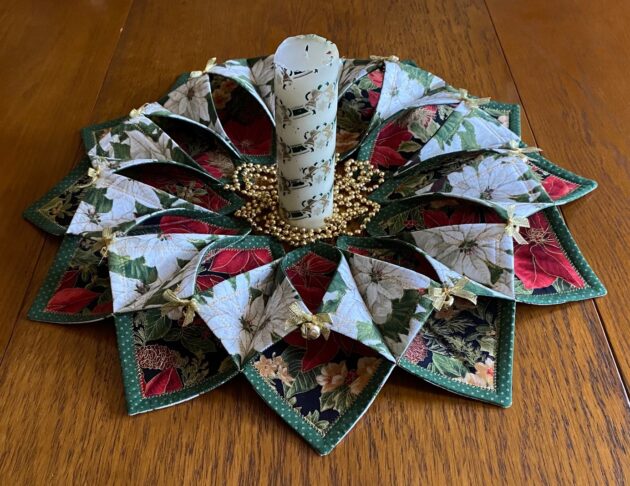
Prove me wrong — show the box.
[446,156,539,203]
[250,55,275,109]
[259,278,301,346]
[412,224,509,287]
[126,130,173,161]
[197,264,278,359]
[108,234,207,312]
[376,62,445,121]
[350,255,405,324]
[67,202,103,234]
[164,75,211,123]
[199,275,261,358]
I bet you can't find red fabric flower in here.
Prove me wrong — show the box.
[196,274,226,291]
[368,69,384,88]
[194,153,224,180]
[209,248,272,273]
[223,115,272,156]
[158,215,239,235]
[131,166,230,213]
[142,368,183,397]
[368,91,381,109]
[196,248,273,291]
[422,208,483,228]
[283,330,377,371]
[370,122,413,169]
[58,270,79,290]
[514,212,585,290]
[186,182,229,213]
[542,175,579,201]
[346,246,370,256]
[285,252,338,312]
[45,287,100,314]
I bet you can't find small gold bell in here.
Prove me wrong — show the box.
[301,321,321,340]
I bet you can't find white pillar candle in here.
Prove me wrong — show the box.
[274,34,341,229]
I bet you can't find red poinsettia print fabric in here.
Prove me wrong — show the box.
[371,122,413,169]
[158,215,240,235]
[285,252,338,312]
[514,212,585,290]
[541,175,579,201]
[196,247,274,291]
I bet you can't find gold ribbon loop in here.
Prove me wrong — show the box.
[98,227,116,258]
[503,140,542,160]
[287,302,332,340]
[129,103,150,118]
[458,88,491,108]
[190,57,217,78]
[505,205,530,245]
[369,55,400,63]
[161,289,199,327]
[428,278,478,311]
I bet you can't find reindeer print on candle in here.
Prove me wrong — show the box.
[274,34,341,229]
[278,158,334,195]
[276,82,336,128]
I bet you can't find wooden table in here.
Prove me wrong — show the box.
[0,0,628,483]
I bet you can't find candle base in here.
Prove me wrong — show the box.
[225,161,384,247]
[279,215,329,230]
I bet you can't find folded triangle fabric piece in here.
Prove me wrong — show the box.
[23,55,605,455]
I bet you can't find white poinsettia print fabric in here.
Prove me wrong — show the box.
[163,75,212,124]
[411,223,515,297]
[375,61,446,124]
[419,103,519,161]
[195,262,278,363]
[347,252,432,359]
[107,234,217,312]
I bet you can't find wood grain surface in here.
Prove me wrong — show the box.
[0,0,133,358]
[0,0,628,484]
[486,0,630,386]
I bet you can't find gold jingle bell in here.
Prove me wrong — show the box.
[300,320,322,340]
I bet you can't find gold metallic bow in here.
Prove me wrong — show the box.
[369,55,400,63]
[190,57,217,78]
[77,166,101,189]
[427,278,478,311]
[503,140,542,160]
[458,89,491,108]
[129,103,150,118]
[161,289,199,327]
[505,205,530,245]
[287,302,332,340]
[98,227,116,258]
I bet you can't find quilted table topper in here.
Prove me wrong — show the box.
[24,54,605,455]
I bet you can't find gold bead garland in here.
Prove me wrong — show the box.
[225,158,384,247]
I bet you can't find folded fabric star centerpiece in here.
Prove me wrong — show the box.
[24,49,605,455]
